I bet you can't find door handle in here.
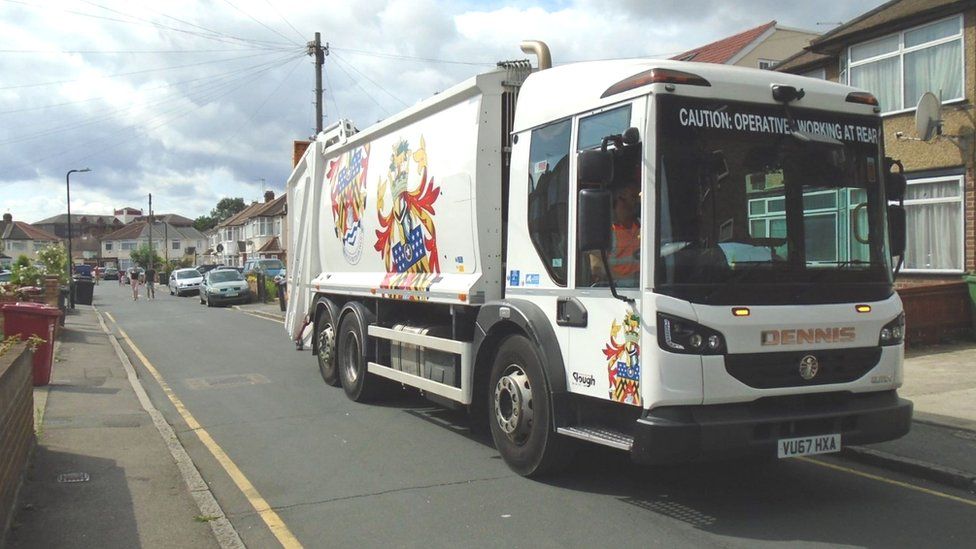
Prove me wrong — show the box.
[556,297,587,327]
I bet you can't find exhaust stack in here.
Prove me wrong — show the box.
[520,40,552,71]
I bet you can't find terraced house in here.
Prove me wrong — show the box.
[776,0,976,342]
[777,0,975,278]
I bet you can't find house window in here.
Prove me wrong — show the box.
[121,240,136,250]
[757,59,778,70]
[901,175,964,272]
[848,15,963,114]
[172,239,181,250]
[11,241,26,251]
[105,242,113,251]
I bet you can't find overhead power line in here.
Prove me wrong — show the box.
[263,0,306,44]
[8,53,301,173]
[0,52,304,147]
[0,48,302,91]
[330,52,409,109]
[0,53,304,116]
[221,0,302,47]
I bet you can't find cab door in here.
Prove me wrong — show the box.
[563,99,647,406]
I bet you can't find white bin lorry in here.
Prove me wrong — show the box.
[285,41,912,477]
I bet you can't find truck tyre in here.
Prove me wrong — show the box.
[315,299,341,386]
[337,302,380,402]
[488,334,573,477]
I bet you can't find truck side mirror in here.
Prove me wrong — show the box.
[885,157,906,202]
[578,188,612,252]
[578,150,613,186]
[887,205,906,257]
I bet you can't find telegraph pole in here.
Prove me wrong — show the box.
[307,32,328,134]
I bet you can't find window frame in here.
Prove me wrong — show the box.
[526,117,574,286]
[846,14,965,116]
[899,173,965,274]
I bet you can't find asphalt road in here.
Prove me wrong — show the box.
[94,281,976,548]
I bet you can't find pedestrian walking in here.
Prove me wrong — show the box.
[129,268,140,300]
[93,266,100,285]
[145,267,156,300]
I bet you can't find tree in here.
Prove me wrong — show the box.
[193,214,216,232]
[211,197,246,223]
[130,244,164,269]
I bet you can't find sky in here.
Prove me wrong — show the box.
[0,0,888,224]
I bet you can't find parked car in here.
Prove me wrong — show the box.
[243,258,284,278]
[0,270,11,283]
[102,267,119,280]
[168,268,204,297]
[196,264,223,275]
[199,268,250,307]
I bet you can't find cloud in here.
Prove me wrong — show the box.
[0,0,886,224]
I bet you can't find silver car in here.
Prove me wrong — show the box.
[199,268,251,307]
[169,268,204,297]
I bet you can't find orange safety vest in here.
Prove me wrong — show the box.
[608,223,640,280]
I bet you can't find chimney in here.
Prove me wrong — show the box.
[2,213,11,223]
[264,190,275,203]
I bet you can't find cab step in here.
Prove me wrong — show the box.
[557,426,634,450]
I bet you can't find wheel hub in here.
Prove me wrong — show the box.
[317,324,335,369]
[342,330,361,383]
[494,365,533,442]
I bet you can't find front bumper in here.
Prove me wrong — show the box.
[631,390,912,464]
[207,291,251,305]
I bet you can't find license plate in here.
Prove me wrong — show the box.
[225,291,237,296]
[777,433,841,458]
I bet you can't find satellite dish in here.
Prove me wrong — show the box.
[216,243,224,253]
[915,92,942,141]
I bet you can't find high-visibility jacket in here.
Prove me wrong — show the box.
[609,223,639,283]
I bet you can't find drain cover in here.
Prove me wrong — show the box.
[57,472,90,483]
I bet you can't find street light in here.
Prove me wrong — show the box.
[65,168,91,280]
[65,168,90,309]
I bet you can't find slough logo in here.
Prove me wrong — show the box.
[603,312,641,406]
[375,136,440,277]
[328,145,370,264]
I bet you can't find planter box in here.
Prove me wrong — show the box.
[898,281,973,347]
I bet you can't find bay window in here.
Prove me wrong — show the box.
[901,174,964,272]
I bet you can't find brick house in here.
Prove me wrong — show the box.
[777,0,976,283]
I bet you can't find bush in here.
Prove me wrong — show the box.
[10,255,41,287]
[36,243,69,284]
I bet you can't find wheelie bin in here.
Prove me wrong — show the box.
[1,302,61,386]
[74,276,95,305]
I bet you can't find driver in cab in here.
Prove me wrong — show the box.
[589,182,640,287]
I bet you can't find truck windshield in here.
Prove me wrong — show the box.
[655,95,893,305]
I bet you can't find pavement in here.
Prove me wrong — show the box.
[3,297,974,547]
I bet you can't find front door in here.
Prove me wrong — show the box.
[564,100,646,407]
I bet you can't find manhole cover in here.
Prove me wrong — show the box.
[57,472,90,483]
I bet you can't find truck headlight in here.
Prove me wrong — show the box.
[879,313,905,346]
[657,313,725,355]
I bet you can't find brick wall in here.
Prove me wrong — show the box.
[0,343,35,541]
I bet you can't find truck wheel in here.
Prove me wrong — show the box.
[488,334,573,477]
[315,299,341,386]
[337,302,380,402]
